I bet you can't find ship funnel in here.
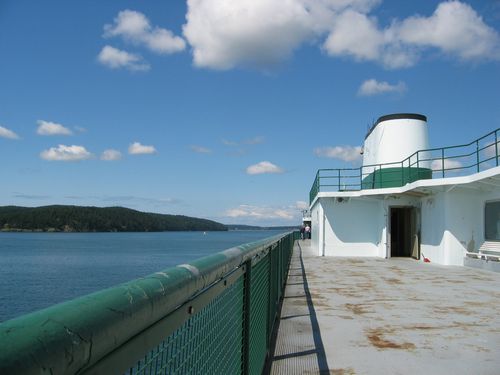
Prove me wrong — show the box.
[361,113,431,188]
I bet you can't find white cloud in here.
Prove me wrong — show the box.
[295,201,309,210]
[182,0,389,70]
[104,10,186,54]
[97,45,150,71]
[395,1,500,62]
[37,120,72,136]
[322,10,417,69]
[323,10,383,61]
[182,1,499,70]
[243,136,265,145]
[0,125,19,139]
[74,126,87,133]
[246,161,284,175]
[358,79,407,96]
[183,0,314,70]
[223,200,310,224]
[314,145,362,162]
[13,193,50,200]
[128,142,157,155]
[222,136,265,146]
[101,149,122,161]
[483,141,500,159]
[190,145,212,154]
[340,0,382,13]
[40,145,93,161]
[63,194,182,207]
[222,139,239,146]
[323,1,500,68]
[221,136,265,157]
[431,158,463,171]
[224,204,295,220]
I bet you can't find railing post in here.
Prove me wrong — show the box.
[408,158,411,183]
[441,149,445,178]
[338,169,341,191]
[401,161,404,186]
[496,131,499,167]
[242,260,252,375]
[416,152,420,179]
[278,239,285,293]
[359,166,363,190]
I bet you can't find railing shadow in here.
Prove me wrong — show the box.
[265,241,329,374]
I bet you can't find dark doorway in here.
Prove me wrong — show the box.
[390,207,419,258]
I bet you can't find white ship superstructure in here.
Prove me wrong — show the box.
[309,113,500,271]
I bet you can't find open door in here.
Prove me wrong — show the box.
[390,207,420,259]
[410,207,420,260]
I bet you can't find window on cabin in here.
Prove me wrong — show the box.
[485,201,500,241]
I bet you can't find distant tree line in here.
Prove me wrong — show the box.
[0,205,227,232]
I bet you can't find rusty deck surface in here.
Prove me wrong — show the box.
[269,240,500,375]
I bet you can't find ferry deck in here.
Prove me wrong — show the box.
[270,239,500,374]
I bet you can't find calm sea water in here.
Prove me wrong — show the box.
[0,230,285,322]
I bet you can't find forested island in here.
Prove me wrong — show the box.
[0,205,227,232]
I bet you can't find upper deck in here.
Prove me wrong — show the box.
[309,127,500,204]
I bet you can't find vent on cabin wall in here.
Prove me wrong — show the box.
[336,197,350,203]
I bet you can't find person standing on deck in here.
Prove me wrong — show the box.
[300,225,305,240]
[305,224,311,239]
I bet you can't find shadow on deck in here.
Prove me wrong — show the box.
[267,241,329,374]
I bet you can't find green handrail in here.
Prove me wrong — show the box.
[0,231,299,374]
[309,127,500,204]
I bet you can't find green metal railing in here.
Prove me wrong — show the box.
[310,128,500,203]
[0,231,299,374]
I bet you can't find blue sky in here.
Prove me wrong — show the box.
[1,0,499,225]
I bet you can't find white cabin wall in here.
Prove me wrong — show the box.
[322,198,382,256]
[421,190,482,266]
[442,190,482,265]
[311,186,500,264]
[311,201,321,256]
[378,205,388,258]
[421,194,447,264]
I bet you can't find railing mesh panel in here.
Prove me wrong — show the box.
[127,276,244,375]
[248,254,270,375]
[268,248,279,334]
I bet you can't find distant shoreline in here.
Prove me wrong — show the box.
[0,205,299,233]
[1,227,298,233]
[0,229,225,233]
[0,205,227,232]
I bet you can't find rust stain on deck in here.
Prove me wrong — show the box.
[383,277,402,285]
[367,328,415,350]
[403,324,440,331]
[330,368,356,375]
[345,259,365,264]
[433,306,472,316]
[345,303,371,315]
